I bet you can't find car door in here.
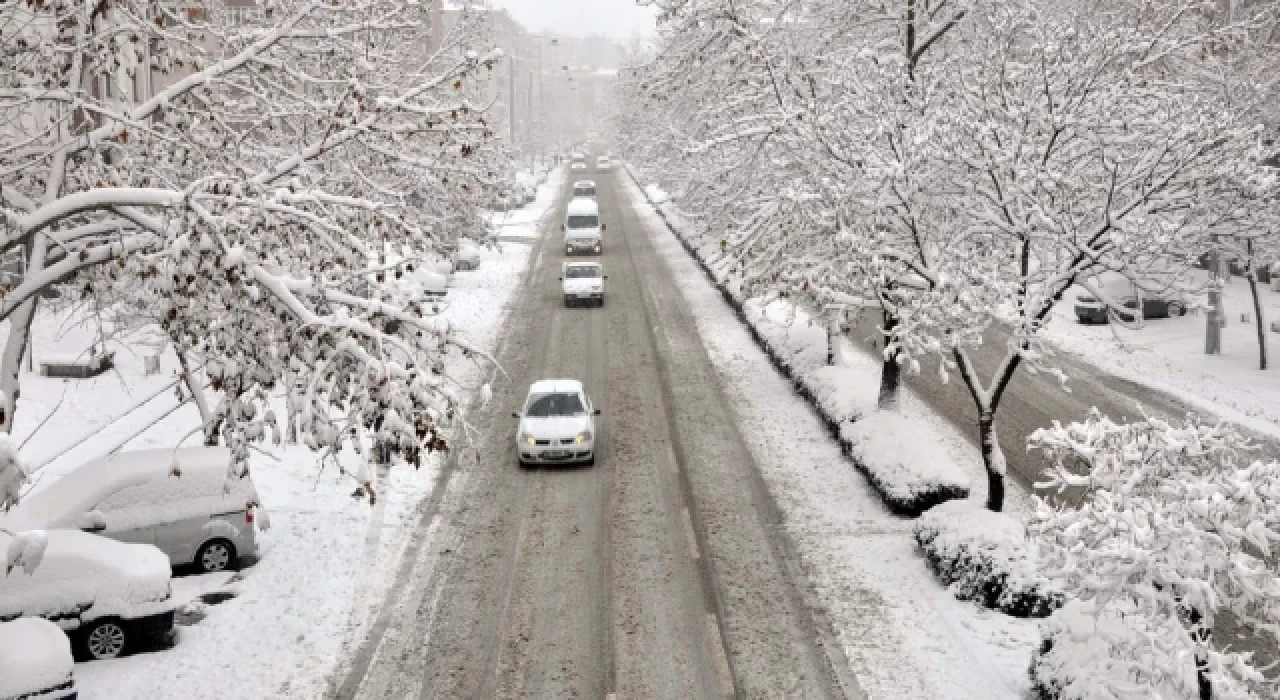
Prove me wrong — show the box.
[93,483,158,548]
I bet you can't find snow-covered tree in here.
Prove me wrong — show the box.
[1029,410,1280,700]
[0,0,509,493]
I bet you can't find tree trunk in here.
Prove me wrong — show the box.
[979,410,1006,512]
[877,309,902,410]
[175,349,215,444]
[1247,247,1267,370]
[0,237,47,434]
[826,308,842,366]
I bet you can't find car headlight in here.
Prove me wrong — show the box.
[522,432,536,447]
[575,430,593,444]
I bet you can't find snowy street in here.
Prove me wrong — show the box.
[5,1,1280,698]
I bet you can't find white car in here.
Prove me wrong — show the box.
[513,380,600,467]
[572,179,597,200]
[563,198,604,255]
[597,156,612,170]
[0,618,76,699]
[0,529,176,660]
[561,261,606,307]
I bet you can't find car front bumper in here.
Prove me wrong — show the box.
[519,441,595,465]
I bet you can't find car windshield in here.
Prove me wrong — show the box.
[573,187,595,197]
[525,392,586,417]
[565,266,601,279]
[567,215,599,229]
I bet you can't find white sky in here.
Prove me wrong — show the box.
[489,0,658,39]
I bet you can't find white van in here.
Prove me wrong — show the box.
[563,198,604,255]
[3,447,261,574]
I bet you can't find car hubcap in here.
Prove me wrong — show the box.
[89,623,126,658]
[203,543,231,571]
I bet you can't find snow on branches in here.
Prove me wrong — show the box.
[0,1,511,490]
[1029,411,1280,699]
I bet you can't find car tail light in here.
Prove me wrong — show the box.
[246,509,255,524]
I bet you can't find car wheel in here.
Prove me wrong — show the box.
[1168,301,1187,317]
[79,618,128,660]
[585,454,596,467]
[196,538,236,574]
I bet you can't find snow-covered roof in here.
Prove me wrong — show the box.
[562,261,601,270]
[0,618,73,698]
[528,379,584,395]
[3,447,235,531]
[573,180,596,188]
[566,198,599,216]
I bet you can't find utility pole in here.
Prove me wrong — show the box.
[1206,247,1225,355]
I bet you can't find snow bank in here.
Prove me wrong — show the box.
[0,617,75,698]
[629,169,970,516]
[914,500,1062,618]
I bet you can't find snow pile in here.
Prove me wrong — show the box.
[914,500,1062,618]
[629,169,970,516]
[0,617,75,698]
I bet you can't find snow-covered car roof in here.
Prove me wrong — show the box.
[573,180,596,188]
[528,379,584,396]
[0,618,73,699]
[0,529,173,622]
[566,198,599,216]
[3,447,240,532]
[562,261,602,271]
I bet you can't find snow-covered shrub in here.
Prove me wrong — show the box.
[914,499,1062,618]
[1027,411,1280,699]
[841,409,970,516]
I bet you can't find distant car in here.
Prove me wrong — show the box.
[563,198,604,256]
[561,261,607,307]
[454,239,482,271]
[597,156,612,170]
[0,529,176,660]
[1074,272,1189,324]
[0,618,76,699]
[572,180,597,199]
[3,447,260,574]
[513,379,601,467]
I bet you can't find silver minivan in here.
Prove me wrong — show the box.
[3,447,260,574]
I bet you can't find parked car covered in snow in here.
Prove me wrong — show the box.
[2,447,260,574]
[1074,271,1189,324]
[560,261,607,307]
[0,618,76,699]
[0,529,176,660]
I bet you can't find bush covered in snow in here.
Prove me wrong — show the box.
[1027,411,1280,700]
[914,499,1063,618]
[840,408,971,516]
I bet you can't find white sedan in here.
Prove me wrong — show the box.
[513,379,600,467]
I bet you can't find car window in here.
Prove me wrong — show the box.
[567,215,599,229]
[573,187,595,197]
[565,266,601,279]
[525,392,586,417]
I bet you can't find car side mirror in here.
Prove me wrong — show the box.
[593,408,602,416]
[79,510,106,532]
[603,275,609,280]
[558,276,563,281]
[601,224,607,231]
[512,412,521,419]
[560,224,565,231]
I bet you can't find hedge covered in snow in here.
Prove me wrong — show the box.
[914,500,1063,618]
[628,170,971,517]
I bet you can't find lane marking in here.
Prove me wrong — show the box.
[705,613,736,697]
[682,507,700,560]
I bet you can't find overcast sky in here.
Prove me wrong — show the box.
[489,0,657,39]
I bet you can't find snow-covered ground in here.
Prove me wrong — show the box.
[1042,272,1280,439]
[489,166,566,241]
[623,173,1041,698]
[8,172,559,699]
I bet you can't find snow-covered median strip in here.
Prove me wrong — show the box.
[622,168,1039,699]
